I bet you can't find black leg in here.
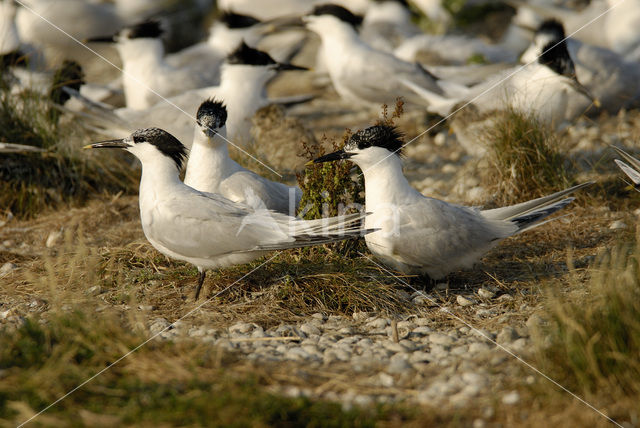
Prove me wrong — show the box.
[194,270,206,300]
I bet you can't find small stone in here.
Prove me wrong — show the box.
[429,333,455,346]
[382,341,408,353]
[475,308,496,317]
[150,318,171,335]
[300,323,321,336]
[609,220,627,230]
[352,311,370,322]
[497,294,513,302]
[229,322,257,335]
[45,229,63,248]
[387,357,411,374]
[365,318,389,329]
[502,391,520,405]
[378,372,395,387]
[311,313,327,321]
[435,283,448,292]
[468,342,491,354]
[138,304,153,311]
[412,326,433,335]
[477,288,495,299]
[0,262,17,277]
[497,326,519,344]
[85,285,103,296]
[457,295,475,306]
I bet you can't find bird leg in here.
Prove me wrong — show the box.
[194,269,206,300]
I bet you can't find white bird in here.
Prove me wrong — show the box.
[218,0,370,20]
[402,36,596,126]
[303,4,445,107]
[87,20,215,110]
[85,127,368,299]
[0,0,20,56]
[69,42,305,148]
[520,19,640,114]
[612,145,640,188]
[184,99,302,213]
[313,124,592,279]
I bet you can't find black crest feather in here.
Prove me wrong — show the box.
[539,39,575,78]
[219,12,261,28]
[227,42,276,66]
[196,98,227,128]
[347,125,405,155]
[537,19,565,40]
[132,128,187,169]
[125,20,163,39]
[311,4,363,27]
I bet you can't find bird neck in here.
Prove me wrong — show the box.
[138,155,184,211]
[361,155,420,208]
[184,127,240,193]
[119,38,165,67]
[220,64,272,93]
[208,25,252,54]
[0,2,19,55]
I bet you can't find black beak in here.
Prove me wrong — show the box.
[310,149,353,165]
[84,35,116,43]
[276,62,308,71]
[83,139,131,149]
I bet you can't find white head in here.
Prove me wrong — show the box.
[312,124,405,171]
[86,128,187,173]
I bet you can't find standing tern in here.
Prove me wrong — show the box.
[521,19,640,114]
[87,20,215,110]
[85,127,368,299]
[68,43,306,148]
[403,36,597,126]
[313,124,593,279]
[184,99,302,212]
[302,4,445,107]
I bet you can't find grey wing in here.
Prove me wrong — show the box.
[343,49,443,103]
[150,192,291,259]
[220,171,300,214]
[381,198,515,269]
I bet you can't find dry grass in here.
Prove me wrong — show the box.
[0,68,137,219]
[481,108,573,205]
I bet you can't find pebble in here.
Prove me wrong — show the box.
[457,295,475,306]
[496,326,519,344]
[609,220,627,230]
[477,288,495,299]
[429,333,455,346]
[85,285,103,296]
[45,229,63,248]
[300,323,321,336]
[502,391,520,405]
[387,357,412,374]
[0,262,17,277]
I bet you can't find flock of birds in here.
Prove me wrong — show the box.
[2,0,640,299]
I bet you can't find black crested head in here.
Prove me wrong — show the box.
[132,128,187,169]
[346,125,404,155]
[372,0,409,6]
[311,4,363,28]
[227,41,276,66]
[49,60,85,105]
[196,98,227,130]
[537,19,565,40]
[124,20,163,40]
[539,39,575,78]
[219,11,261,28]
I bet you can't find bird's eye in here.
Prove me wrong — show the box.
[196,121,202,127]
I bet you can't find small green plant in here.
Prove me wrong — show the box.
[482,108,572,204]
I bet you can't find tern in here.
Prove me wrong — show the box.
[85,127,368,299]
[402,36,597,126]
[87,20,215,110]
[521,19,640,114]
[184,99,302,212]
[302,4,445,107]
[68,42,306,149]
[313,124,593,280]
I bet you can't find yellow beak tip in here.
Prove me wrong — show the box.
[594,99,601,108]
[305,160,314,167]
[82,144,93,150]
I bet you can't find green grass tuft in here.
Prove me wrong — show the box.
[482,108,573,205]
